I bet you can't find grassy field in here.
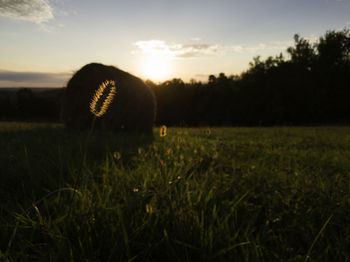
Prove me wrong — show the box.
[1,122,350,261]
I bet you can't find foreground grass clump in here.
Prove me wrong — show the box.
[1,122,350,261]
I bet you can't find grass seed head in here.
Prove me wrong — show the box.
[90,80,116,117]
[113,152,121,160]
[145,204,153,214]
[160,125,167,137]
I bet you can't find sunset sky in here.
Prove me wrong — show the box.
[0,0,349,87]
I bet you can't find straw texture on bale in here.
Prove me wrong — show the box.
[61,63,156,133]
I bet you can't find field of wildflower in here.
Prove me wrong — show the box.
[1,122,350,261]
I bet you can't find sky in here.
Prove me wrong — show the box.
[0,0,349,87]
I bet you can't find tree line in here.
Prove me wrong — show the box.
[1,29,349,126]
[0,88,63,121]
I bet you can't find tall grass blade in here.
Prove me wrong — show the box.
[304,214,333,262]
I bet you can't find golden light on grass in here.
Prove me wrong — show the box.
[90,80,116,117]
[160,125,167,137]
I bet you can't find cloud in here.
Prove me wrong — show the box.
[195,74,210,80]
[134,39,293,59]
[0,0,53,23]
[134,40,220,59]
[230,41,293,54]
[0,70,69,84]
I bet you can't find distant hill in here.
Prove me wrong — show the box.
[0,87,64,93]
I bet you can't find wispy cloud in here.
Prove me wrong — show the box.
[0,70,69,84]
[134,40,220,59]
[0,0,53,23]
[230,41,293,54]
[134,40,293,59]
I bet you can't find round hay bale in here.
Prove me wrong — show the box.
[61,63,156,133]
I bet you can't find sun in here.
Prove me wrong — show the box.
[141,55,171,82]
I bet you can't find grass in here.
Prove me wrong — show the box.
[1,122,350,261]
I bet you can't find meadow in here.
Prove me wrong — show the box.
[1,122,350,261]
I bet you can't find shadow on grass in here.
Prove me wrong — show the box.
[0,122,154,208]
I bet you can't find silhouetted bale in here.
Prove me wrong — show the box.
[61,63,156,133]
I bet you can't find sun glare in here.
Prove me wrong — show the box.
[141,55,171,82]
